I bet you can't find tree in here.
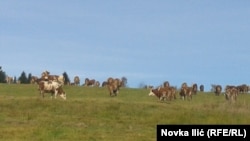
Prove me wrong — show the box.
[13,76,17,83]
[63,72,70,85]
[0,66,7,83]
[121,76,127,87]
[18,71,29,84]
[28,73,32,84]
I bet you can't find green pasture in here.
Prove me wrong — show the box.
[0,84,250,141]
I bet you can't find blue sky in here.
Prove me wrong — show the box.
[1,0,250,91]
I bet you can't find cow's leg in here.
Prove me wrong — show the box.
[54,90,58,99]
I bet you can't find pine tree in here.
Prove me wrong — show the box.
[63,72,70,85]
[18,71,28,84]
[0,66,7,83]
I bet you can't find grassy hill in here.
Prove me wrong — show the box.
[0,84,250,141]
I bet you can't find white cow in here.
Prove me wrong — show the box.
[38,80,66,100]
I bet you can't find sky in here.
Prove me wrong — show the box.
[1,0,250,91]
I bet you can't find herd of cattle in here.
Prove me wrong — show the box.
[28,71,125,100]
[3,71,250,103]
[148,82,249,103]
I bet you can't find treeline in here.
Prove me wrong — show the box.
[0,66,71,84]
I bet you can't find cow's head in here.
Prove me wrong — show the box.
[148,89,155,96]
[57,87,67,100]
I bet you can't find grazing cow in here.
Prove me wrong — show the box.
[74,76,80,86]
[148,87,175,101]
[214,85,222,96]
[84,78,96,86]
[38,81,66,100]
[225,87,238,103]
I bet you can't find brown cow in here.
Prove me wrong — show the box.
[192,83,198,95]
[148,87,175,101]
[84,78,96,86]
[179,82,195,100]
[179,86,193,100]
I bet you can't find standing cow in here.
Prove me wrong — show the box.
[199,85,204,92]
[74,76,80,86]
[106,77,122,97]
[225,87,238,103]
[179,82,195,100]
[148,87,176,101]
[214,85,222,96]
[84,78,96,86]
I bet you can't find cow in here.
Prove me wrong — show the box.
[236,84,249,93]
[102,81,108,87]
[199,84,204,92]
[163,81,170,88]
[84,78,96,86]
[148,87,176,101]
[192,83,198,94]
[40,71,65,85]
[225,87,238,103]
[38,80,66,100]
[214,85,222,96]
[30,76,39,84]
[73,76,80,86]
[107,82,119,96]
[5,76,13,84]
[106,77,122,96]
[95,81,100,87]
[179,86,193,100]
[179,82,194,100]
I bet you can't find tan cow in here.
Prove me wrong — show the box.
[106,77,122,96]
[225,87,238,103]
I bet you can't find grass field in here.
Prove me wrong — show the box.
[0,84,250,141]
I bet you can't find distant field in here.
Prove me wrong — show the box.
[0,84,250,141]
